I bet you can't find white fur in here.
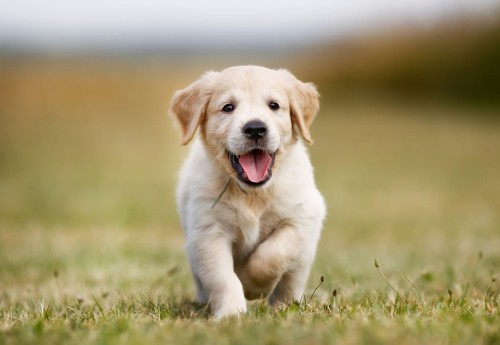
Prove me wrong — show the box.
[170,66,326,319]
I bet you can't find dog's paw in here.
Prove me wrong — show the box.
[211,278,247,320]
[213,301,247,320]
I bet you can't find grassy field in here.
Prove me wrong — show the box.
[0,62,499,344]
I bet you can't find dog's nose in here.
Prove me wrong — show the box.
[243,120,267,140]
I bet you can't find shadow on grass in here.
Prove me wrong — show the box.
[144,298,212,320]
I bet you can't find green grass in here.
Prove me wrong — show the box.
[0,64,499,344]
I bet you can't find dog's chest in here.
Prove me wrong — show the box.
[232,204,280,258]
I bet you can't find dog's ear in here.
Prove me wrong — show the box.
[169,71,218,145]
[282,70,320,144]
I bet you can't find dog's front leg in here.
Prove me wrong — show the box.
[187,226,247,319]
[238,225,302,300]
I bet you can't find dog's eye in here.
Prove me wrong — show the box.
[269,102,280,110]
[222,104,235,113]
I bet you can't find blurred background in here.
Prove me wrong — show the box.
[1,1,499,299]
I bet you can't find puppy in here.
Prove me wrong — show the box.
[169,65,326,319]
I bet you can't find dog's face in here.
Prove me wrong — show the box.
[170,66,319,188]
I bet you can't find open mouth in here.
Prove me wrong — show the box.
[228,149,277,187]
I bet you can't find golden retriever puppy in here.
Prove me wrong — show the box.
[169,65,326,319]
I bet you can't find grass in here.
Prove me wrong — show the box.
[0,61,499,344]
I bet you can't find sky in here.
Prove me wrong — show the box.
[0,0,499,52]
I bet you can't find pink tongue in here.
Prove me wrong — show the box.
[239,150,272,183]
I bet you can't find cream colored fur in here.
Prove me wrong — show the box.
[169,66,326,319]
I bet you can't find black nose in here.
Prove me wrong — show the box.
[243,120,267,140]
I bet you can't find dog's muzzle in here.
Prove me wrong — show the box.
[227,120,278,187]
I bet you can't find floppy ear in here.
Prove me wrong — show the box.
[169,72,217,145]
[286,75,320,144]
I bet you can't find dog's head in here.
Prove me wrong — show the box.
[170,65,319,188]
